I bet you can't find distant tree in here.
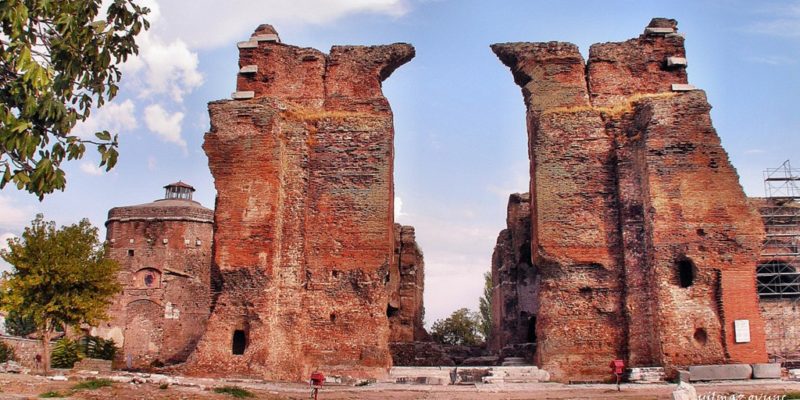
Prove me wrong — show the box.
[0,0,150,198]
[0,215,120,372]
[478,270,493,341]
[4,310,36,337]
[430,308,483,346]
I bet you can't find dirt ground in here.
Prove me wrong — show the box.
[2,372,800,400]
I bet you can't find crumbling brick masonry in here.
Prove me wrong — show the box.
[185,25,414,381]
[492,18,767,382]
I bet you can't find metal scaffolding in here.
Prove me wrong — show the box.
[757,160,800,298]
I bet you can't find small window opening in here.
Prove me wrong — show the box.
[386,304,400,318]
[127,249,134,256]
[332,270,340,278]
[526,316,537,343]
[678,258,696,288]
[144,273,155,288]
[329,312,337,323]
[696,228,706,236]
[694,328,708,345]
[232,330,247,355]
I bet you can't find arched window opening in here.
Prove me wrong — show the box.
[232,330,247,355]
[677,258,696,288]
[133,268,161,289]
[526,316,537,343]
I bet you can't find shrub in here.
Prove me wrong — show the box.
[0,340,15,362]
[51,338,81,368]
[39,391,65,398]
[213,386,255,398]
[79,336,117,360]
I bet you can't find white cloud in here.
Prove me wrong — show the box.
[151,0,410,50]
[144,104,186,149]
[80,162,105,176]
[72,99,138,139]
[0,196,35,230]
[394,196,405,220]
[124,33,203,102]
[746,1,800,37]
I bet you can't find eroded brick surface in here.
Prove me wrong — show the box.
[490,193,538,354]
[185,25,414,381]
[389,224,428,343]
[492,18,766,382]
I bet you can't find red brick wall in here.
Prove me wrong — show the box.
[187,25,414,381]
[492,18,767,382]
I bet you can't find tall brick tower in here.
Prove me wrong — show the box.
[97,182,213,369]
[492,18,767,381]
[186,25,414,381]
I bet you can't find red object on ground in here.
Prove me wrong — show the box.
[310,371,325,387]
[610,359,625,375]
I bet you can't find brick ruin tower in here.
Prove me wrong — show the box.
[492,18,767,381]
[99,182,213,369]
[186,25,414,380]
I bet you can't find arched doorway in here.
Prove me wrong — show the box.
[123,299,163,369]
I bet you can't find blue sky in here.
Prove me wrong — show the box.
[1,0,799,325]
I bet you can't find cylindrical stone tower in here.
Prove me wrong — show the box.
[96,182,214,369]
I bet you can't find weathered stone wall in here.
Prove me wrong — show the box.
[188,25,413,381]
[98,199,213,369]
[389,224,428,342]
[492,18,767,381]
[0,335,43,370]
[490,193,538,353]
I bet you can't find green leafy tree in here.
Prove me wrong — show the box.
[430,308,483,346]
[478,270,493,341]
[0,0,150,199]
[0,214,120,372]
[4,309,36,337]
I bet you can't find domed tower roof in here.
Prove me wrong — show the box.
[106,181,214,225]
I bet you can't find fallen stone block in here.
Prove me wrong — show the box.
[789,369,800,380]
[671,381,697,400]
[0,361,22,373]
[752,363,781,379]
[628,367,666,383]
[688,364,752,381]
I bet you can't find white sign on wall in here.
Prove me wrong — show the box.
[734,319,751,343]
